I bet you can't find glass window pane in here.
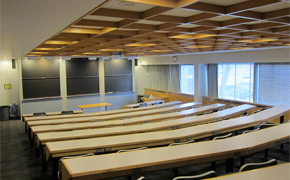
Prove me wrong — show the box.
[218,63,254,102]
[180,65,194,94]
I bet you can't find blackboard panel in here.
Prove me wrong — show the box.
[22,79,60,99]
[66,58,99,77]
[22,59,59,78]
[67,77,99,95]
[105,76,132,93]
[104,59,132,75]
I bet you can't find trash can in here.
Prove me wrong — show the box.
[0,106,10,121]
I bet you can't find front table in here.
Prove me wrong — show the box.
[77,102,111,111]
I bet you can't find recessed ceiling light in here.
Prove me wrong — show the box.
[151,50,172,52]
[99,49,123,51]
[185,46,211,48]
[44,41,79,45]
[126,43,156,47]
[83,52,101,54]
[239,39,276,43]
[35,48,59,50]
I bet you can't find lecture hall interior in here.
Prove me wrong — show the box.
[0,0,290,180]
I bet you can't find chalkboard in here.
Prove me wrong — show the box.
[22,59,59,78]
[105,75,132,93]
[67,77,99,96]
[104,59,132,75]
[22,78,60,99]
[66,58,99,77]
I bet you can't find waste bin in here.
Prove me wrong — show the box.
[11,103,17,120]
[0,106,10,121]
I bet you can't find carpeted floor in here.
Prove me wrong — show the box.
[0,120,289,180]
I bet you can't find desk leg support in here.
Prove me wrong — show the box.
[240,156,245,167]
[280,144,284,150]
[35,145,40,158]
[105,106,107,111]
[25,122,27,132]
[42,145,47,171]
[52,158,59,180]
[280,115,284,124]
[226,158,234,173]
[27,128,31,140]
[172,168,178,177]
[30,135,34,148]
[211,162,216,171]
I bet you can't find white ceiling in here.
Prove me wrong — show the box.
[0,0,107,58]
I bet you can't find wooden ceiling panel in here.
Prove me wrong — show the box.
[26,0,290,57]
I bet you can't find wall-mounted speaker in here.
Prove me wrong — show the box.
[135,59,138,66]
[12,59,17,69]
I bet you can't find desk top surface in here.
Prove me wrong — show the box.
[33,103,228,133]
[205,163,290,180]
[125,100,164,107]
[28,102,202,126]
[62,123,290,178]
[77,103,111,109]
[46,104,289,153]
[25,101,182,122]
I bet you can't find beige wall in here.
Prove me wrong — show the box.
[0,58,20,111]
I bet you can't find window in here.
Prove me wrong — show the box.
[218,63,254,102]
[256,62,290,106]
[180,65,194,94]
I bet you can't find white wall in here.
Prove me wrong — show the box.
[135,48,290,103]
[0,58,20,110]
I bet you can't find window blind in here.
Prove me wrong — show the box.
[256,62,290,106]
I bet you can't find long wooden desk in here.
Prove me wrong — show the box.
[22,110,83,122]
[33,104,227,147]
[124,100,164,109]
[46,105,289,179]
[24,101,182,122]
[77,102,111,111]
[60,123,290,180]
[27,102,201,127]
[34,103,227,141]
[205,163,290,180]
[45,104,288,160]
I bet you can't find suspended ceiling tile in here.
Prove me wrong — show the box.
[251,2,290,13]
[208,15,238,21]
[102,0,156,12]
[161,8,202,17]
[135,20,165,25]
[200,0,249,6]
[83,15,124,22]
[177,24,200,28]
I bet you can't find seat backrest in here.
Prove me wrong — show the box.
[203,111,212,115]
[242,128,260,134]
[253,110,260,114]
[239,159,277,172]
[117,147,148,153]
[258,123,277,129]
[218,108,225,111]
[212,133,232,140]
[33,112,46,116]
[169,140,195,146]
[172,170,217,180]
[229,104,236,108]
[204,103,210,106]
[61,110,74,115]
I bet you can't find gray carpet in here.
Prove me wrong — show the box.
[0,120,289,180]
